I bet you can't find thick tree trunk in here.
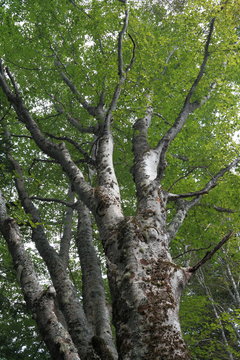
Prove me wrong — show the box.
[105,217,190,360]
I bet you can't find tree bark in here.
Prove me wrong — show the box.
[0,191,81,360]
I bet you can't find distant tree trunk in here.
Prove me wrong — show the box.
[198,270,234,360]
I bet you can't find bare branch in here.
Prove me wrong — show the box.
[104,9,129,131]
[189,231,234,273]
[213,205,236,213]
[59,69,97,116]
[167,165,208,192]
[30,196,76,208]
[173,244,211,260]
[125,33,136,73]
[0,65,95,210]
[168,156,240,200]
[67,114,98,134]
[167,197,200,242]
[11,134,33,139]
[168,189,209,199]
[156,18,216,177]
[118,10,129,78]
[45,132,96,165]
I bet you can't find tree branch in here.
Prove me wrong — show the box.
[8,155,95,358]
[167,165,208,192]
[59,188,75,268]
[173,244,211,260]
[45,132,96,165]
[76,202,118,359]
[30,196,76,208]
[67,114,98,134]
[168,156,240,200]
[156,18,216,177]
[0,64,95,211]
[104,9,130,132]
[188,231,234,273]
[167,197,200,242]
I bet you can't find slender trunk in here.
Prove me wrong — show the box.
[76,202,118,360]
[0,191,80,360]
[198,270,234,360]
[10,157,98,359]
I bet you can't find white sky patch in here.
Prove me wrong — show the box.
[31,99,53,115]
[233,130,240,144]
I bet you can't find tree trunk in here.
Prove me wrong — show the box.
[105,217,190,360]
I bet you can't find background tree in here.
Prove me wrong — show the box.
[0,0,239,359]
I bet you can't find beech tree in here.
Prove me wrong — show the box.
[0,0,239,359]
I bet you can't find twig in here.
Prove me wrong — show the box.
[45,132,96,165]
[168,156,240,200]
[11,134,33,139]
[30,196,77,208]
[173,244,211,260]
[188,231,234,273]
[125,33,136,73]
[156,18,216,178]
[104,9,130,131]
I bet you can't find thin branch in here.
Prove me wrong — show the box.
[184,18,215,105]
[28,158,58,175]
[118,10,129,78]
[5,66,20,96]
[11,134,33,139]
[188,231,234,273]
[125,33,136,73]
[168,156,240,200]
[0,104,11,122]
[156,18,216,177]
[59,68,97,116]
[153,112,171,126]
[66,114,98,134]
[68,0,92,18]
[167,165,208,192]
[168,189,209,199]
[45,132,96,165]
[30,196,77,208]
[213,205,236,213]
[51,50,98,118]
[104,9,129,131]
[173,244,211,260]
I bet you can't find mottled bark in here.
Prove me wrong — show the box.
[107,218,191,360]
[9,157,98,360]
[0,191,80,360]
[76,202,118,360]
[59,188,75,268]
